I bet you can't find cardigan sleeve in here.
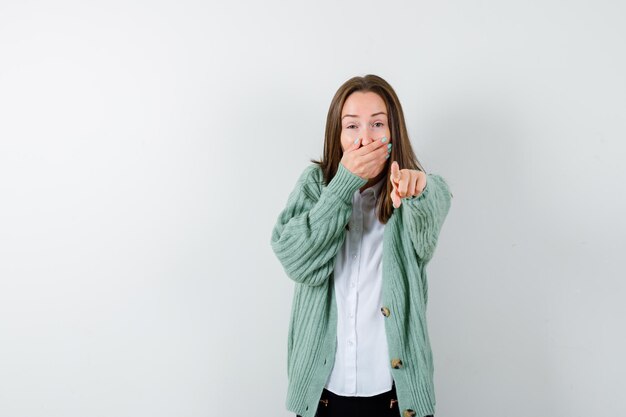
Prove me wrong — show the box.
[270,162,368,286]
[399,173,453,263]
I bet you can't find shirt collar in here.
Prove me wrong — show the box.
[360,176,385,202]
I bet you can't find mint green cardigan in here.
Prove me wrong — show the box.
[270,162,453,417]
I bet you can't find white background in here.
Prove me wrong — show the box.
[1,1,624,416]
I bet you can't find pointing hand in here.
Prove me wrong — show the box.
[389,161,427,208]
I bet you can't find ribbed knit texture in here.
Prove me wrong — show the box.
[270,162,452,417]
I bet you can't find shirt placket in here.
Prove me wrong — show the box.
[345,193,362,394]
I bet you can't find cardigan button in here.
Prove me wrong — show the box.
[381,307,390,317]
[403,409,416,417]
[391,358,403,369]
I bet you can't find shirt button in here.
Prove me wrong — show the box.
[391,358,403,369]
[348,340,353,346]
[349,313,354,318]
[403,410,416,417]
[351,281,355,288]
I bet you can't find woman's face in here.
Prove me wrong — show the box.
[340,91,392,154]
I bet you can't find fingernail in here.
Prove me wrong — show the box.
[386,154,390,159]
[354,138,360,144]
[387,143,392,149]
[381,136,387,143]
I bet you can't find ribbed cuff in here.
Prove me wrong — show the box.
[326,163,368,204]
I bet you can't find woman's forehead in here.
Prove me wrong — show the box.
[342,92,387,117]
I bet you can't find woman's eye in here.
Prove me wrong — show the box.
[346,125,356,129]
[373,122,384,128]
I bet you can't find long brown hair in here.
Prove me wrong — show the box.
[310,74,426,224]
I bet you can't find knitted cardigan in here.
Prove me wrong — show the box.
[270,162,453,417]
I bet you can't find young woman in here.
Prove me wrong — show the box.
[270,74,453,417]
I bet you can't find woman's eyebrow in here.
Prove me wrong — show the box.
[341,112,387,120]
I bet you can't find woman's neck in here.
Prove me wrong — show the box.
[359,170,386,193]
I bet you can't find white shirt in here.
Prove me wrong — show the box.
[325,176,394,397]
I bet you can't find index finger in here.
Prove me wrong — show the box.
[344,137,362,153]
[390,160,400,183]
[353,136,388,155]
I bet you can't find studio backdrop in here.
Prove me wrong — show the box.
[0,1,624,416]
